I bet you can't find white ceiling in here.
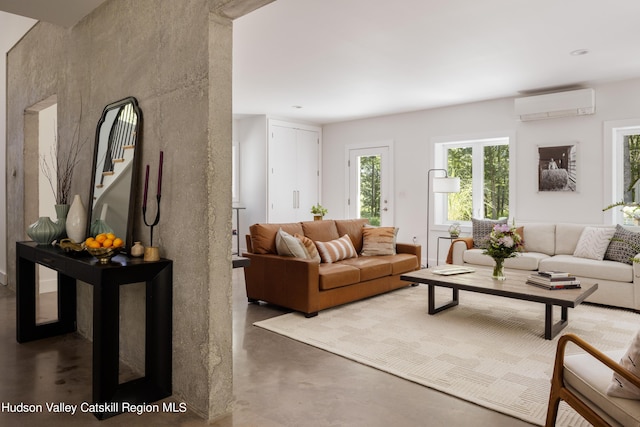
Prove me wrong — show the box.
[3,0,640,125]
[233,0,640,124]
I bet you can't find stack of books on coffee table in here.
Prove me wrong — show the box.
[526,271,581,290]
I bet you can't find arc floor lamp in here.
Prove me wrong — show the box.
[426,169,460,267]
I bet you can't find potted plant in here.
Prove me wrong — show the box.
[311,204,328,221]
[448,222,461,238]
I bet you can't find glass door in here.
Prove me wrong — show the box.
[348,146,392,225]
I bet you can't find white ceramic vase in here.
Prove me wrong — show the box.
[130,241,144,257]
[66,194,87,243]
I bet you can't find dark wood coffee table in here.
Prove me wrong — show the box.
[400,267,598,340]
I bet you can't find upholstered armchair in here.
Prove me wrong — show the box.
[546,333,640,426]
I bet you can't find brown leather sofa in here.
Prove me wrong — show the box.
[243,218,421,317]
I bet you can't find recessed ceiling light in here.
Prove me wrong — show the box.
[292,105,303,109]
[570,49,589,56]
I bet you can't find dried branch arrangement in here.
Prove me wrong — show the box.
[40,108,88,205]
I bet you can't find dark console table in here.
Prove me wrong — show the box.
[16,241,173,420]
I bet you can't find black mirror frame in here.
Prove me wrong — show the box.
[86,96,142,252]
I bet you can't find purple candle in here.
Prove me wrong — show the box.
[143,164,149,209]
[157,151,164,196]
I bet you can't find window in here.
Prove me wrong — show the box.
[606,121,640,224]
[357,154,381,225]
[622,134,640,204]
[434,136,512,224]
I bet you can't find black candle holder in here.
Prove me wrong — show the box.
[142,151,164,249]
[143,194,161,246]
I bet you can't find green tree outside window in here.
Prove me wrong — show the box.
[359,155,381,226]
[445,141,509,221]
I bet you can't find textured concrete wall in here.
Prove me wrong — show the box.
[7,0,236,419]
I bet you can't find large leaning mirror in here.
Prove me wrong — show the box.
[86,96,142,251]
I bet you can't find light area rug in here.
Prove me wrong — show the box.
[254,285,640,426]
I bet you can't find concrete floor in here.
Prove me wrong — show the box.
[0,269,536,427]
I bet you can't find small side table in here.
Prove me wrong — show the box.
[232,255,250,268]
[436,236,461,266]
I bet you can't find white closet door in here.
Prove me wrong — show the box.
[268,125,298,223]
[295,128,320,222]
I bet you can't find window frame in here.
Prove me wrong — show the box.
[604,119,640,225]
[432,132,516,228]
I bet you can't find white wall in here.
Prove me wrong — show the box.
[322,77,640,266]
[0,12,36,284]
[236,115,267,249]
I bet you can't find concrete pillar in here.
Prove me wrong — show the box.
[203,0,276,418]
[6,0,277,421]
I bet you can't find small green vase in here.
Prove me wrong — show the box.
[90,219,114,236]
[55,204,70,239]
[27,217,61,245]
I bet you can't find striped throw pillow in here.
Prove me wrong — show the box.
[361,226,397,256]
[294,233,321,263]
[315,234,358,263]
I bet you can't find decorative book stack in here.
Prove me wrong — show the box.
[526,271,581,290]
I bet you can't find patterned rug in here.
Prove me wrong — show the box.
[254,285,640,426]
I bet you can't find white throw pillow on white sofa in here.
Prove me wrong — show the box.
[573,227,616,261]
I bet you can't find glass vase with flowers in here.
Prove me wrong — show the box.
[482,223,524,280]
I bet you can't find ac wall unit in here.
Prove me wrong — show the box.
[514,88,595,121]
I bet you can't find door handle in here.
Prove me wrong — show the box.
[293,190,300,209]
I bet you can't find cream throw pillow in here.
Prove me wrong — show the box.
[361,226,397,256]
[275,228,308,258]
[573,227,616,261]
[294,233,321,263]
[607,330,640,399]
[315,234,358,263]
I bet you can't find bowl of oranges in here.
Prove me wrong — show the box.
[84,233,125,264]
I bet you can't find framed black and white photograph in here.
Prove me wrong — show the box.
[538,144,577,192]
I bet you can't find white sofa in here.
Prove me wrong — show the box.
[450,223,640,311]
